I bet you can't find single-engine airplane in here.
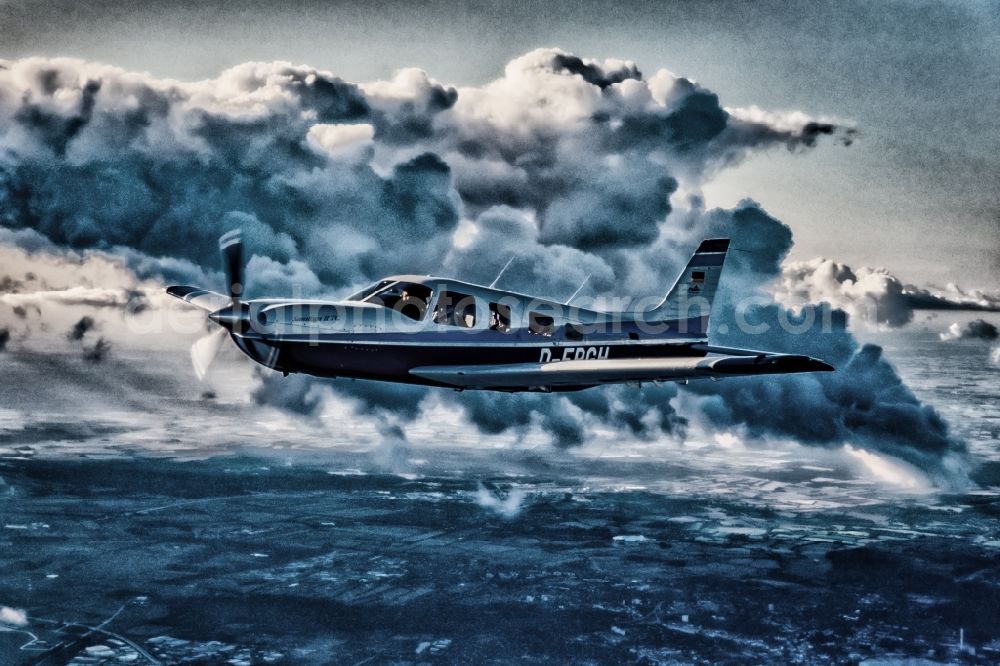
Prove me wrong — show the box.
[167,231,833,392]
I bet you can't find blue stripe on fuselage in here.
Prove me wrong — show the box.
[238,315,707,345]
[237,336,710,386]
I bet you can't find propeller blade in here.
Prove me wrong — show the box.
[190,327,227,381]
[219,229,244,304]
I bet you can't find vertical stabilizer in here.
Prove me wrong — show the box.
[641,238,730,336]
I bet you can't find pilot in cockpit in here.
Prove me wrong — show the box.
[397,288,426,321]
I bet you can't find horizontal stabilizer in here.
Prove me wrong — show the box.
[410,353,833,390]
[166,285,230,313]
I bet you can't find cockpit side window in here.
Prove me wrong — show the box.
[433,290,477,328]
[365,282,433,321]
[528,311,555,336]
[489,302,512,333]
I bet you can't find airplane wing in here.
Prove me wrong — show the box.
[166,285,231,312]
[410,353,833,390]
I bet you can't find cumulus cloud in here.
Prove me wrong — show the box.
[0,50,844,291]
[0,57,455,290]
[940,319,999,341]
[306,122,375,162]
[430,49,851,251]
[0,605,27,627]
[0,49,968,482]
[777,258,1000,328]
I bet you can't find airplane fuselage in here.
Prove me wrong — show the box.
[222,277,714,391]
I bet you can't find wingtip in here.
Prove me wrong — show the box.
[813,359,836,372]
[166,285,200,299]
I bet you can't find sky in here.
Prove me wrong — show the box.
[1,0,998,289]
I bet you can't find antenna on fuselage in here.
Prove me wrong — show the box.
[564,274,591,305]
[488,256,515,289]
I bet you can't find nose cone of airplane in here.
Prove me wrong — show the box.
[207,305,249,332]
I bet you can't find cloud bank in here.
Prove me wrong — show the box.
[940,319,999,342]
[0,51,845,292]
[777,258,1000,328]
[0,50,968,482]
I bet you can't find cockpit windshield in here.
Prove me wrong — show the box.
[347,280,394,302]
[355,281,434,321]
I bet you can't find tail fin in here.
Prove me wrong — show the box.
[641,238,730,336]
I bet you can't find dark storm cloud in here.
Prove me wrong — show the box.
[0,52,840,291]
[67,315,95,341]
[904,288,1000,314]
[551,53,642,89]
[63,314,111,361]
[251,370,326,418]
[15,76,101,157]
[371,49,847,251]
[454,392,586,449]
[689,303,963,477]
[336,380,427,420]
[82,336,111,362]
[123,289,149,315]
[608,88,729,153]
[699,200,793,278]
[365,69,458,145]
[0,59,458,291]
[536,170,677,250]
[0,227,58,253]
[664,202,964,479]
[941,319,999,342]
[0,275,23,292]
[566,383,688,440]
[0,420,132,446]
